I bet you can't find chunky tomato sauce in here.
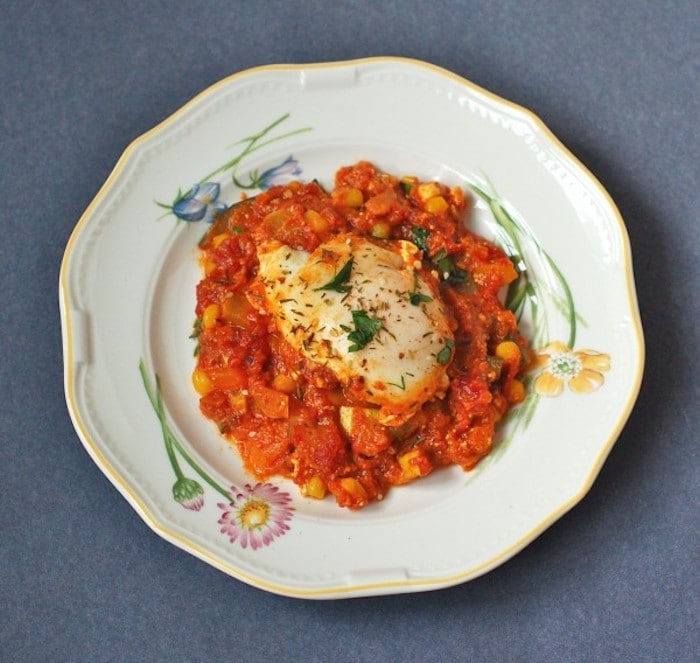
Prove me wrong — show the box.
[192,162,529,509]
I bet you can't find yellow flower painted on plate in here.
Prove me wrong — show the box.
[531,341,610,397]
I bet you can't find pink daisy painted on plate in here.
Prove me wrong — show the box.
[218,483,294,550]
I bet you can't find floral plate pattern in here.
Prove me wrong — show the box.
[60,58,644,598]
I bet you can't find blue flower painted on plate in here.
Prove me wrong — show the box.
[233,155,304,190]
[257,156,303,189]
[172,182,227,223]
[156,114,312,220]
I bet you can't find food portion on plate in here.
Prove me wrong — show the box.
[191,161,530,509]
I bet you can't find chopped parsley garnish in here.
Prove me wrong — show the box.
[314,257,353,293]
[411,226,430,254]
[311,178,327,193]
[433,249,470,286]
[400,181,413,195]
[387,375,407,391]
[408,274,433,306]
[231,225,245,233]
[189,317,202,339]
[409,291,433,305]
[341,310,382,352]
[437,338,455,365]
[190,318,202,356]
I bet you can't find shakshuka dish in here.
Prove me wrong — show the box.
[192,161,529,509]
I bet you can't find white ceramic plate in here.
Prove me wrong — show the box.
[60,57,644,599]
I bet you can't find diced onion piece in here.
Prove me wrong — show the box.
[417,182,441,202]
[272,373,297,394]
[370,221,391,238]
[221,294,253,327]
[398,448,423,482]
[339,477,367,500]
[209,367,247,391]
[227,391,248,414]
[251,385,289,419]
[365,188,397,215]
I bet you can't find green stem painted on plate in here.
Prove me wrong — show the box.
[544,252,577,348]
[139,360,233,502]
[140,361,182,479]
[156,113,312,214]
[167,430,231,501]
[198,113,311,187]
[469,181,578,349]
[469,180,581,439]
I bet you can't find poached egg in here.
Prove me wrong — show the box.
[256,234,453,425]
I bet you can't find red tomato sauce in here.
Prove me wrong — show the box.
[192,161,529,509]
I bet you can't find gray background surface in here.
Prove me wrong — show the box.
[2,2,698,661]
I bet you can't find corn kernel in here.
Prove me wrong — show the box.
[507,378,526,403]
[417,182,441,202]
[203,258,217,277]
[332,187,363,208]
[272,373,297,394]
[303,476,327,499]
[211,232,229,247]
[424,195,448,214]
[495,340,521,364]
[202,303,220,329]
[339,477,367,500]
[228,391,247,414]
[370,221,391,239]
[263,208,291,231]
[398,449,422,481]
[305,209,329,234]
[192,368,212,396]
